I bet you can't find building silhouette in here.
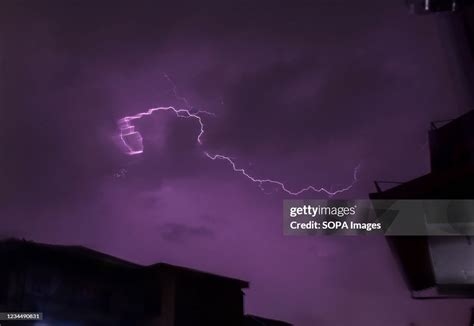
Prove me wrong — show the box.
[370,110,474,297]
[0,239,291,326]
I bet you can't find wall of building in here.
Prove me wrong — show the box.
[174,274,244,326]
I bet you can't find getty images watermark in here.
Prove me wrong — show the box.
[283,200,474,236]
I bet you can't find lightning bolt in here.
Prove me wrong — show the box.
[117,79,360,196]
[204,153,360,196]
[118,106,213,155]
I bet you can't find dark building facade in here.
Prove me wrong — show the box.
[370,110,474,296]
[0,239,257,326]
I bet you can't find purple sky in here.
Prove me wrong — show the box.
[1,1,474,325]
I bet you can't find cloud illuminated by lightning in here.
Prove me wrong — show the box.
[117,75,359,196]
[118,106,213,154]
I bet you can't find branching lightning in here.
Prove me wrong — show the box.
[119,106,213,155]
[204,153,360,196]
[117,79,360,196]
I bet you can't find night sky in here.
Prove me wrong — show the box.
[1,0,474,325]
